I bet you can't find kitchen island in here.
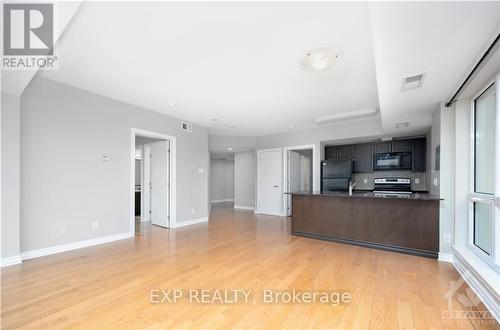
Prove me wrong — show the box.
[288,191,441,258]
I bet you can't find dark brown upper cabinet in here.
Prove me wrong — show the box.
[412,138,426,172]
[374,141,392,153]
[325,145,354,161]
[392,139,412,152]
[353,143,373,172]
[325,137,426,172]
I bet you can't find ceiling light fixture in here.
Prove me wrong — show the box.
[168,102,176,107]
[288,124,294,129]
[314,108,378,124]
[228,148,233,151]
[210,118,219,122]
[303,48,339,71]
[229,123,235,128]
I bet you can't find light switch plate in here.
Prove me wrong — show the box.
[433,177,438,186]
[198,168,204,174]
[415,178,420,184]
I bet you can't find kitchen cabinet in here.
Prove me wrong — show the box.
[412,138,426,172]
[325,145,353,161]
[353,143,373,172]
[392,139,412,152]
[325,137,426,172]
[374,141,392,153]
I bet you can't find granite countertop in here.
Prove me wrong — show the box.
[285,191,443,201]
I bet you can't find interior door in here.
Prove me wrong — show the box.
[150,140,170,228]
[143,145,151,222]
[258,149,282,216]
[287,151,300,216]
[301,154,312,192]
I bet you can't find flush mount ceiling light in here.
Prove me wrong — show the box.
[229,123,235,128]
[401,73,425,92]
[210,118,219,122]
[303,48,339,71]
[314,108,378,124]
[228,148,233,151]
[168,101,176,107]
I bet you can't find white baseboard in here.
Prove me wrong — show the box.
[234,205,255,211]
[21,232,133,261]
[171,217,208,228]
[438,252,454,263]
[210,199,234,203]
[1,255,22,267]
[453,248,500,323]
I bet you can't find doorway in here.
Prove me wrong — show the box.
[131,129,176,235]
[257,148,283,216]
[284,145,315,216]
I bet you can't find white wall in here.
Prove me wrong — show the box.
[1,93,21,259]
[20,77,209,252]
[234,151,255,208]
[431,107,441,196]
[438,103,456,255]
[454,99,471,247]
[210,158,234,202]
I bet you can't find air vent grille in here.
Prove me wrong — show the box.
[401,73,425,91]
[181,121,192,132]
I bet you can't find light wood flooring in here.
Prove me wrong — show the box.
[1,203,498,329]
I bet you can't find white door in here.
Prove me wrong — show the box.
[142,145,151,222]
[258,149,282,216]
[150,140,170,228]
[300,154,312,192]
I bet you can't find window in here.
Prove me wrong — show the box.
[469,82,499,270]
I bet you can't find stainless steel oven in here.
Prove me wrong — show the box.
[373,152,412,171]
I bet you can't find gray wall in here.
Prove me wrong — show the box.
[234,151,255,208]
[210,158,234,202]
[20,77,209,252]
[1,93,21,258]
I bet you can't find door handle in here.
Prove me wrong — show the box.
[273,185,279,188]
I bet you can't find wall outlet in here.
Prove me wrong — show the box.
[415,178,420,184]
[444,233,451,243]
[191,208,196,214]
[92,221,99,230]
[363,178,368,184]
[60,225,68,234]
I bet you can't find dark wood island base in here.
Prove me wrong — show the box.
[290,192,441,259]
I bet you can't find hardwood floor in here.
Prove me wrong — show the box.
[2,203,498,329]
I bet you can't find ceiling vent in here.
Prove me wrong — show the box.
[401,73,425,91]
[181,121,192,132]
[395,121,410,129]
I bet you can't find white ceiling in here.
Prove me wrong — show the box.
[369,1,500,137]
[19,1,500,137]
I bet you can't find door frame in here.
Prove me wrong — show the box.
[256,148,284,216]
[130,128,176,234]
[283,144,316,216]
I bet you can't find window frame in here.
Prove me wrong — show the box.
[468,79,499,271]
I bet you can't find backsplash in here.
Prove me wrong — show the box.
[353,171,427,191]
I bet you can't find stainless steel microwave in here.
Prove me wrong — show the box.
[373,152,412,171]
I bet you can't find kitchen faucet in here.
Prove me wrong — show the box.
[349,181,357,196]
